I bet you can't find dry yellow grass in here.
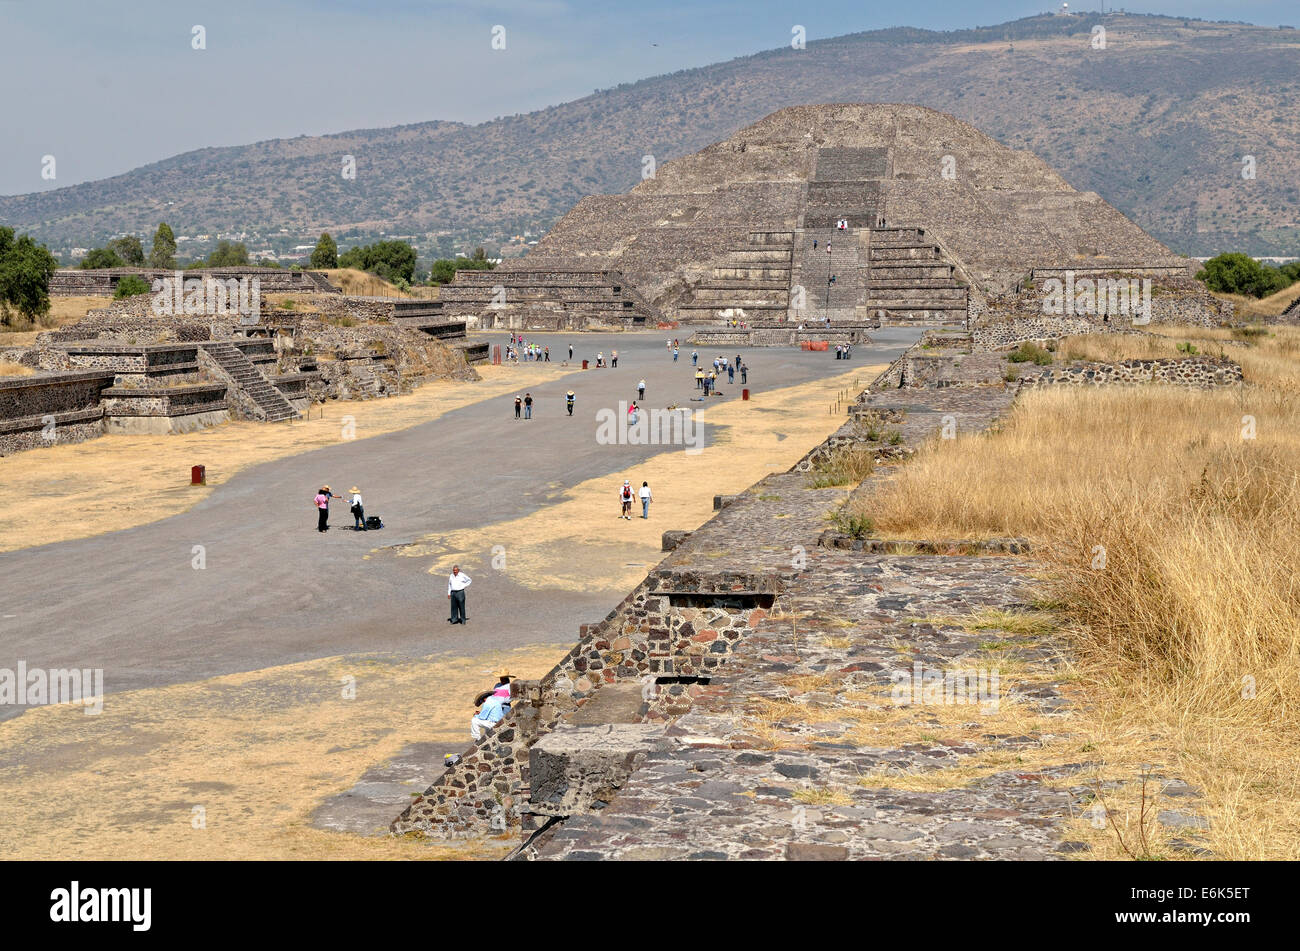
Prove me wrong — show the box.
[0,360,34,377]
[399,363,882,593]
[851,327,1300,858]
[0,295,111,342]
[317,268,437,298]
[0,643,566,859]
[1213,280,1300,319]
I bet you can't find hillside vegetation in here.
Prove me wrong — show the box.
[2,13,1298,257]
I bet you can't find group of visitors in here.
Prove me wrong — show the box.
[618,479,653,519]
[835,343,854,360]
[313,485,369,532]
[512,392,535,419]
[470,668,513,740]
[505,341,549,362]
[692,354,747,394]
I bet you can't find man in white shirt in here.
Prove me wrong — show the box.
[447,565,471,624]
[638,481,653,519]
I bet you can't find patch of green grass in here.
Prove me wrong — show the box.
[1008,342,1053,366]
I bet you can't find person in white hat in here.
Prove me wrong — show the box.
[619,480,634,519]
[349,486,365,531]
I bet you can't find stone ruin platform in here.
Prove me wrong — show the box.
[439,104,1193,337]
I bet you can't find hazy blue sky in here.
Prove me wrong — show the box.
[0,1,1292,195]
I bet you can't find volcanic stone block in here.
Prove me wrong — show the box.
[528,724,668,817]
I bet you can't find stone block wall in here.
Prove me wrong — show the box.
[390,568,781,838]
[0,370,117,455]
[1020,356,1243,389]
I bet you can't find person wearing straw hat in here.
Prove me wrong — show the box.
[314,485,341,533]
[348,486,366,531]
[470,680,512,740]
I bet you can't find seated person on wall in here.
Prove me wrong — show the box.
[470,676,513,740]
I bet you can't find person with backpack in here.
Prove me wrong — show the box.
[349,486,366,531]
[523,392,533,419]
[314,485,341,533]
[638,481,653,519]
[619,480,634,519]
[566,390,575,416]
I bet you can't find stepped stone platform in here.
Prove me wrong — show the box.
[432,269,663,331]
[50,267,339,297]
[482,104,1191,339]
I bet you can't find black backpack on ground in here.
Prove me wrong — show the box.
[365,516,383,530]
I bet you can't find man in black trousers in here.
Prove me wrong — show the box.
[447,564,472,624]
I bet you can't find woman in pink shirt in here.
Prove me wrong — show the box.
[314,485,340,532]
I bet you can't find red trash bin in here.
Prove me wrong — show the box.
[742,388,750,401]
[582,359,589,369]
[191,465,206,485]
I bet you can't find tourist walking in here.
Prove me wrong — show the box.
[727,363,735,384]
[349,486,366,531]
[596,351,604,368]
[566,390,575,416]
[638,481,653,519]
[740,362,748,385]
[524,392,534,419]
[619,480,634,519]
[637,378,646,400]
[514,395,522,419]
[314,485,341,533]
[673,347,679,362]
[695,368,705,389]
[447,564,472,624]
[691,350,698,366]
[611,349,619,368]
[568,343,574,361]
[544,346,550,362]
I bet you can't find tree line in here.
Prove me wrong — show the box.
[75,227,496,290]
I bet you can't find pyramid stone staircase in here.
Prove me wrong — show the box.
[863,228,968,326]
[199,342,299,422]
[676,231,794,324]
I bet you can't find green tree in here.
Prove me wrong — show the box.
[80,247,124,269]
[150,222,177,269]
[106,235,146,266]
[1196,253,1289,298]
[427,254,495,285]
[113,275,151,298]
[206,240,250,267]
[337,240,417,283]
[310,232,338,269]
[0,227,59,324]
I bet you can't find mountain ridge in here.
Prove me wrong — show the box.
[3,12,1297,258]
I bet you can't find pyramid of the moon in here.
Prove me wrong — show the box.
[437,104,1188,328]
